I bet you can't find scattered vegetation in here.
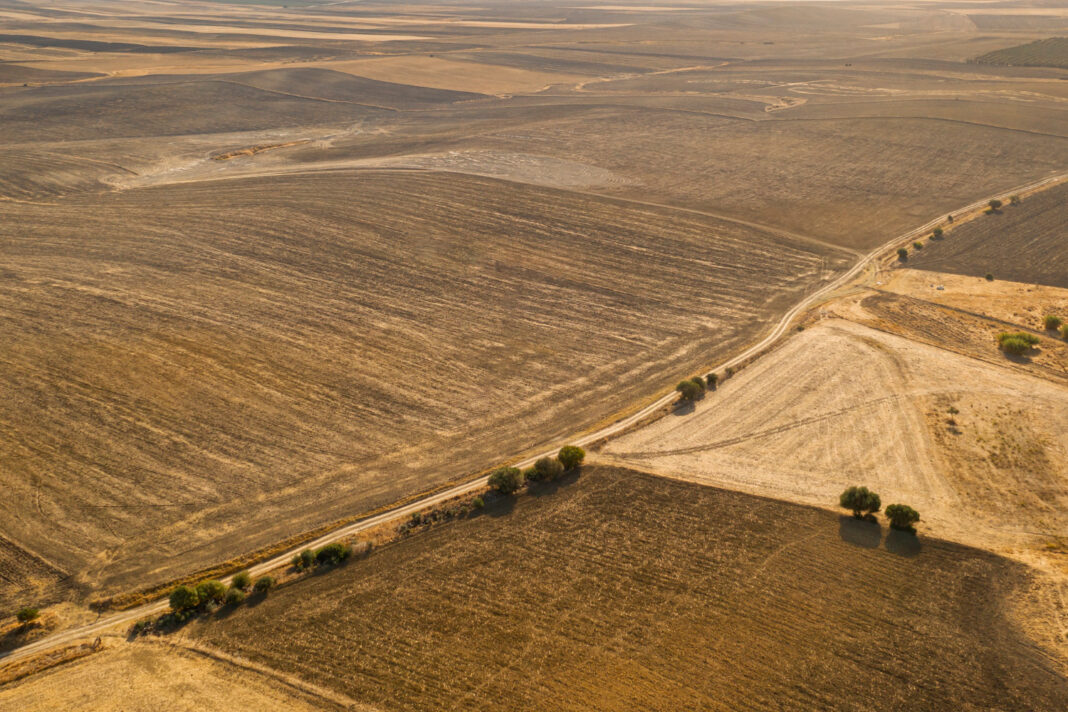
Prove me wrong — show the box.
[1009,194,1021,206]
[223,587,246,607]
[973,37,1068,69]
[897,248,908,261]
[231,571,252,591]
[839,486,881,519]
[488,466,523,494]
[1043,315,1062,331]
[675,377,706,402]
[705,372,719,388]
[997,331,1040,355]
[15,607,39,624]
[986,199,1002,214]
[472,496,485,509]
[252,576,275,595]
[912,241,924,250]
[931,227,943,239]
[885,504,921,533]
[168,585,200,613]
[557,445,585,471]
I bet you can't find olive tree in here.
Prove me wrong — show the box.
[489,466,523,494]
[839,486,881,519]
[557,445,585,470]
[885,504,920,532]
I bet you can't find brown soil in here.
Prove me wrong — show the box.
[191,466,1068,711]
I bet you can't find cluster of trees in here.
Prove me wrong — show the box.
[293,541,353,571]
[839,486,920,532]
[159,571,275,628]
[676,374,708,401]
[488,445,586,496]
[997,331,1041,355]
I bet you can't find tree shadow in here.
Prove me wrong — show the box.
[838,515,881,548]
[885,528,922,557]
[528,468,582,498]
[672,400,695,416]
[484,493,517,517]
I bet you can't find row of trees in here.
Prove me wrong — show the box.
[839,486,920,532]
[488,445,586,495]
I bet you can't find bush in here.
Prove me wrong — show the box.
[675,379,702,402]
[912,241,924,250]
[169,585,200,612]
[293,549,316,570]
[885,504,921,532]
[1061,324,1068,341]
[897,248,908,261]
[985,273,994,281]
[988,198,1002,211]
[557,445,585,470]
[839,486,881,519]
[196,580,227,605]
[947,214,954,223]
[705,372,719,388]
[932,227,943,238]
[488,466,522,494]
[997,332,1040,355]
[315,542,352,566]
[1043,315,1062,331]
[533,456,564,482]
[231,570,252,591]
[252,576,275,595]
[1009,194,1021,205]
[16,607,39,623]
[472,496,485,509]
[224,587,246,606]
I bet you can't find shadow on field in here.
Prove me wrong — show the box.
[485,494,517,518]
[672,400,695,416]
[838,516,881,549]
[885,529,922,557]
[528,468,582,498]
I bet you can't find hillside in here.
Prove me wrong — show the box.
[189,467,1068,711]
[973,38,1068,69]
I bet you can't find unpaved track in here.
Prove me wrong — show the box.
[2,171,1065,666]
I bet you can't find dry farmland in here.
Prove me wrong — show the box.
[186,466,1068,712]
[1,0,1068,701]
[908,181,1068,288]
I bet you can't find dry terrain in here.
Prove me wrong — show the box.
[974,37,1068,69]
[174,467,1068,711]
[0,640,347,710]
[907,181,1068,288]
[1,0,1068,690]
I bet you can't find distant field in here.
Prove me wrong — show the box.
[973,37,1068,69]
[0,169,848,607]
[908,181,1068,288]
[194,466,1068,711]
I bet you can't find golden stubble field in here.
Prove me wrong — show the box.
[2,0,1068,637]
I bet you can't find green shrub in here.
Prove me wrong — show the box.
[315,542,352,566]
[557,445,585,470]
[196,580,227,605]
[985,273,994,281]
[472,496,485,509]
[705,372,719,388]
[488,466,522,494]
[912,241,923,250]
[997,332,1040,355]
[169,585,200,612]
[839,486,881,519]
[533,456,564,482]
[1044,315,1062,331]
[224,587,246,606]
[932,227,943,238]
[988,198,1002,211]
[253,576,275,595]
[231,570,252,591]
[1009,194,1021,205]
[675,379,702,402]
[16,607,39,623]
[885,504,921,532]
[1061,324,1068,340]
[293,549,316,570]
[897,248,908,261]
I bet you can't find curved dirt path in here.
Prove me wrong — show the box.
[2,170,1066,666]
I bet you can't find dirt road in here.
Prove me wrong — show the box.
[2,170,1065,666]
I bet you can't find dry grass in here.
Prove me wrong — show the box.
[192,466,1068,711]
[0,169,847,608]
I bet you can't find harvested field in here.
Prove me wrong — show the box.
[605,318,1068,555]
[0,169,849,607]
[0,641,345,710]
[193,466,1068,711]
[907,182,1068,289]
[974,37,1068,68]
